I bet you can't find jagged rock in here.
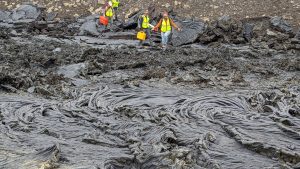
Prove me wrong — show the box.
[0,28,10,39]
[46,12,57,21]
[270,16,293,35]
[199,16,244,44]
[243,23,254,42]
[53,48,62,53]
[217,16,233,32]
[10,30,18,36]
[57,63,86,78]
[266,29,278,37]
[294,162,300,169]
[290,38,300,44]
[79,20,100,36]
[107,20,123,32]
[84,14,100,22]
[0,10,11,22]
[143,68,166,80]
[0,84,17,93]
[27,86,36,93]
[171,20,206,46]
[35,86,53,96]
[231,71,245,83]
[11,4,42,21]
[123,17,137,29]
[0,23,13,29]
[123,10,142,29]
[295,29,300,40]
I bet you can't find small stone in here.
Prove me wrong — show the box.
[53,48,62,53]
[266,29,278,37]
[27,86,35,93]
[183,4,190,9]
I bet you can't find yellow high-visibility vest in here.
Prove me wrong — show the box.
[161,18,171,32]
[142,15,150,29]
[105,7,113,17]
[110,0,119,8]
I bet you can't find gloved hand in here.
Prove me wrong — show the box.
[152,27,158,32]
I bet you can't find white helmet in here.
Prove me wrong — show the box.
[108,1,112,6]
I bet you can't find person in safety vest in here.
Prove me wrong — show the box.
[138,9,154,45]
[109,0,120,20]
[105,1,114,27]
[153,11,181,48]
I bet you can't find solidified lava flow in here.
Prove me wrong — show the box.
[0,3,300,169]
[0,36,299,169]
[0,86,299,169]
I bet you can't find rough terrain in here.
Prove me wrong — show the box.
[0,0,300,27]
[0,3,300,169]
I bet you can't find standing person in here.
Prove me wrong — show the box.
[105,1,114,28]
[138,9,154,45]
[109,0,120,21]
[153,11,181,48]
[101,1,108,15]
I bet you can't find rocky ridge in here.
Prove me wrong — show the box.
[0,0,299,28]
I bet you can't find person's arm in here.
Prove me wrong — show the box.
[148,18,154,28]
[170,19,180,30]
[149,24,154,28]
[137,16,142,29]
[102,5,107,16]
[153,19,162,31]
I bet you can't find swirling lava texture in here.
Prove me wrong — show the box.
[0,86,299,169]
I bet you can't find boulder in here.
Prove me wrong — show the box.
[270,16,293,35]
[171,20,206,46]
[217,16,232,32]
[84,14,100,22]
[123,10,141,29]
[108,20,123,32]
[217,16,243,34]
[199,16,244,44]
[57,63,86,78]
[123,18,138,29]
[0,10,11,22]
[266,29,278,37]
[11,5,42,21]
[79,20,100,36]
